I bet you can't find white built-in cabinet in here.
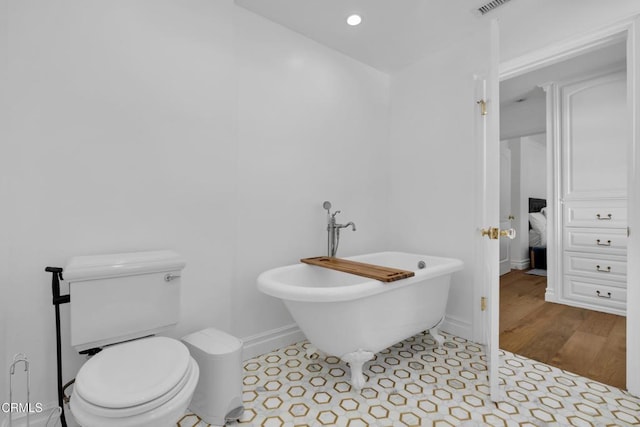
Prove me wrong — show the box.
[552,68,628,316]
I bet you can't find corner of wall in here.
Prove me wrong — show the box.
[441,315,473,341]
[241,324,306,361]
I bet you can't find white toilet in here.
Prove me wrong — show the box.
[63,250,199,427]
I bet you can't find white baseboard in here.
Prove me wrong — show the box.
[241,323,306,361]
[441,314,472,341]
[545,288,557,303]
[510,258,530,270]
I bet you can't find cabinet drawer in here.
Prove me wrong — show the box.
[564,200,627,228]
[564,252,627,282]
[564,228,628,255]
[565,275,626,312]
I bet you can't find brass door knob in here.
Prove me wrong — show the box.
[481,227,516,240]
[500,228,516,239]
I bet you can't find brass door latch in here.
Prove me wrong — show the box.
[481,227,516,240]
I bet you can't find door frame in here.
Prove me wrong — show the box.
[494,16,640,395]
[499,142,512,276]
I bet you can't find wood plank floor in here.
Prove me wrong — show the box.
[499,269,626,389]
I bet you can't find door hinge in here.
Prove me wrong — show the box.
[481,296,487,311]
[477,99,487,116]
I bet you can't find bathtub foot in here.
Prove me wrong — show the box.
[342,349,374,390]
[429,316,446,347]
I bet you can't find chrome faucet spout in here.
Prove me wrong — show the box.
[339,222,356,231]
[322,202,356,257]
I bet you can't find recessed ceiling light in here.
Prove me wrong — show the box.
[346,14,362,26]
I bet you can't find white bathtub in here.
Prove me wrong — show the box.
[257,251,463,388]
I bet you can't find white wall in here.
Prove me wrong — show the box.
[3,0,237,416]
[0,0,8,414]
[522,134,547,202]
[500,90,546,140]
[232,8,390,339]
[1,0,391,418]
[388,30,490,339]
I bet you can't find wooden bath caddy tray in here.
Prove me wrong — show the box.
[300,257,415,282]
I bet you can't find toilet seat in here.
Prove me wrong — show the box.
[70,337,199,426]
[75,336,190,409]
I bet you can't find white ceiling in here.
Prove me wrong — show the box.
[235,0,511,73]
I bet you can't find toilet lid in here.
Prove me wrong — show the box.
[75,337,191,409]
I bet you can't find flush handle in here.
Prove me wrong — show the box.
[164,273,181,282]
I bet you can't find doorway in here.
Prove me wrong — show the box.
[498,38,629,389]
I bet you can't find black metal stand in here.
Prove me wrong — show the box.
[45,266,69,427]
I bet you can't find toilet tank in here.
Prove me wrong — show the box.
[64,250,186,352]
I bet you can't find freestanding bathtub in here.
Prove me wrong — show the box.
[257,251,463,389]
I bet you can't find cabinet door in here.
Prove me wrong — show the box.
[562,71,627,199]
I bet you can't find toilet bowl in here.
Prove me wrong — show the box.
[70,337,199,427]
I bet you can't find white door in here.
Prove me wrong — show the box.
[499,143,512,275]
[626,15,640,396]
[475,19,503,402]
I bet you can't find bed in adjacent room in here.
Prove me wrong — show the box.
[529,197,547,270]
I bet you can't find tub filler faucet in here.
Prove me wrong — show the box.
[323,201,356,257]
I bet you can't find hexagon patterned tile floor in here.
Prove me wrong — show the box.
[178,331,640,426]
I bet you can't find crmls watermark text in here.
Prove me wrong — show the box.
[1,402,44,414]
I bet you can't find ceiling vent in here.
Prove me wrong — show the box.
[477,0,512,15]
